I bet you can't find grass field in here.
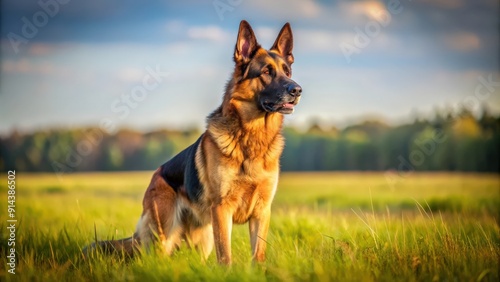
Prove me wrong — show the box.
[0,172,499,281]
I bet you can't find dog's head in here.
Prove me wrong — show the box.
[229,20,301,115]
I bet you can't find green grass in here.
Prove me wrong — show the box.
[0,172,499,281]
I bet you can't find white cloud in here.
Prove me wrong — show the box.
[187,26,230,42]
[2,59,69,76]
[115,67,145,83]
[339,0,388,22]
[165,20,230,43]
[296,30,339,53]
[294,29,354,54]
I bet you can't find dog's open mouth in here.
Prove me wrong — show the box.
[278,102,295,114]
[262,100,296,114]
[262,99,298,114]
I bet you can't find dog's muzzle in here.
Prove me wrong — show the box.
[277,82,302,114]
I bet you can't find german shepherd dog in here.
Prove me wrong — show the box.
[84,20,301,265]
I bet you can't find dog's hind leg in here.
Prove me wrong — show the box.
[137,169,184,255]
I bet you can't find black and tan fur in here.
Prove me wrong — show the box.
[84,20,302,265]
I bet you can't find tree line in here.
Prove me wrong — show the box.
[1,109,498,173]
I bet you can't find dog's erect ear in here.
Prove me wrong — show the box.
[234,20,259,64]
[271,23,294,65]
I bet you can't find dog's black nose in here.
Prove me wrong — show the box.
[287,84,302,97]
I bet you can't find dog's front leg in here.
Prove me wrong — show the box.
[249,208,270,262]
[211,205,233,265]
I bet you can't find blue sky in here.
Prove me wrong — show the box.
[1,0,499,134]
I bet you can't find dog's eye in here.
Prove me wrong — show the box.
[285,70,290,77]
[262,68,270,75]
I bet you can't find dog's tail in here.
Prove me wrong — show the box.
[82,234,140,258]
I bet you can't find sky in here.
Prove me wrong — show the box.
[1,0,499,134]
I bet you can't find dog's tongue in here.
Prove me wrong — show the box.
[282,103,294,109]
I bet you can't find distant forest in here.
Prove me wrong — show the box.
[1,108,499,174]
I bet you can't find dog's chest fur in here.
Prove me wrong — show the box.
[195,112,284,223]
